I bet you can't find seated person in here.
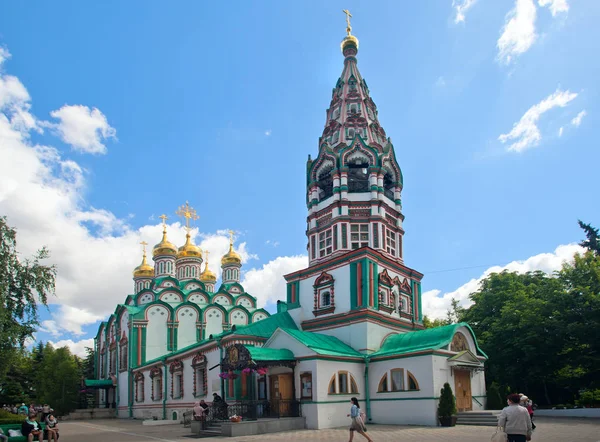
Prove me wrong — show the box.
[193,401,209,420]
[22,412,43,442]
[46,414,59,441]
[0,427,8,442]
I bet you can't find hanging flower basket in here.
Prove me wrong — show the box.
[242,367,253,374]
[228,373,239,380]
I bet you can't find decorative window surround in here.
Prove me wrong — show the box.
[313,272,335,317]
[377,368,420,393]
[118,334,128,373]
[150,367,163,401]
[134,372,145,402]
[169,359,184,399]
[377,269,394,314]
[328,371,359,395]
[192,354,208,398]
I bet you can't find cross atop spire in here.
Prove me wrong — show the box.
[176,201,199,233]
[159,214,168,232]
[140,241,148,255]
[342,9,353,36]
[228,230,235,246]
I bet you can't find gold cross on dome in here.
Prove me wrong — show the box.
[159,214,168,226]
[176,201,199,232]
[140,241,148,255]
[343,9,352,36]
[204,249,210,263]
[228,230,235,245]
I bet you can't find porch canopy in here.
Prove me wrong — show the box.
[83,379,115,389]
[220,343,295,371]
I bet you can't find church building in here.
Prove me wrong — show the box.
[91,16,487,429]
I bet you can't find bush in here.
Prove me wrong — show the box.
[579,389,600,407]
[0,416,26,425]
[438,382,457,417]
[486,382,504,410]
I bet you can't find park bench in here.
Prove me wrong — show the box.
[1,423,47,442]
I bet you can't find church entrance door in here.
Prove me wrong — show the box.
[454,370,472,411]
[270,373,293,417]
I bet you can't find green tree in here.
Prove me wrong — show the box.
[36,344,81,415]
[486,382,503,410]
[422,315,448,329]
[0,349,33,404]
[0,216,56,379]
[578,220,600,255]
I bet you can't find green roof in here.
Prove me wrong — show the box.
[84,379,114,388]
[247,346,295,361]
[280,328,364,358]
[372,322,487,358]
[229,312,298,338]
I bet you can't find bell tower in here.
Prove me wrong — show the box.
[284,12,424,353]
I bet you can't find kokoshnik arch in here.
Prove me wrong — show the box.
[91,12,488,428]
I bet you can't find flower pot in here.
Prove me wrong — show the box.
[438,416,457,427]
[230,416,242,423]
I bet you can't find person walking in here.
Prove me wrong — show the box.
[499,394,533,442]
[346,397,373,442]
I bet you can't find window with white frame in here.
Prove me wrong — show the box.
[386,229,397,256]
[328,371,359,394]
[377,368,419,392]
[350,224,369,249]
[150,368,163,401]
[319,229,333,257]
[192,354,207,397]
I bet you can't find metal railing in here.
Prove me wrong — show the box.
[472,397,484,407]
[190,400,302,426]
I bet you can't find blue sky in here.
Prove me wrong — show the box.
[0,0,598,355]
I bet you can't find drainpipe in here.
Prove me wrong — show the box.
[364,357,372,422]
[217,339,225,399]
[162,358,168,420]
[115,335,119,413]
[128,316,133,418]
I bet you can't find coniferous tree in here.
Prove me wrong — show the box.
[578,220,600,255]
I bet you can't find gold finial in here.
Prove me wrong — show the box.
[228,230,235,247]
[176,201,199,233]
[140,241,148,255]
[204,249,210,263]
[159,214,168,231]
[343,9,353,36]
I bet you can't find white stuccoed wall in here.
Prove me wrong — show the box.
[176,307,198,350]
[145,305,169,361]
[297,265,351,318]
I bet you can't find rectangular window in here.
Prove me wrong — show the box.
[332,130,339,144]
[332,107,340,119]
[386,229,397,256]
[391,369,404,391]
[351,224,369,249]
[319,229,333,257]
[341,224,348,248]
[300,373,313,400]
[258,376,267,400]
[195,367,205,396]
[173,373,182,399]
[339,373,348,393]
[310,235,316,260]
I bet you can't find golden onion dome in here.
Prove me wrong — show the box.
[177,234,202,259]
[341,34,359,53]
[153,228,177,257]
[200,263,217,283]
[133,253,154,278]
[221,243,242,266]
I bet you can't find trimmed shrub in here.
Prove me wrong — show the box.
[438,382,457,417]
[486,382,504,410]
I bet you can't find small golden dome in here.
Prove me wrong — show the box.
[341,35,359,53]
[177,234,202,259]
[200,264,217,283]
[221,243,242,266]
[133,253,154,278]
[153,228,177,257]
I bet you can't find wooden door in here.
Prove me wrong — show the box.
[269,374,294,417]
[454,370,472,411]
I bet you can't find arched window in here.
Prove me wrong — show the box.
[150,367,163,401]
[317,166,334,201]
[347,163,369,193]
[348,127,355,139]
[134,372,145,402]
[377,369,419,392]
[383,173,395,200]
[159,262,164,274]
[328,371,359,394]
[185,266,190,278]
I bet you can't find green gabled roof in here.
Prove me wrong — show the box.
[247,346,295,361]
[117,304,142,314]
[280,328,364,358]
[372,322,487,358]
[230,312,298,338]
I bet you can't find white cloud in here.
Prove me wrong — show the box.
[571,110,587,127]
[242,255,308,308]
[48,338,95,358]
[498,88,578,152]
[422,243,584,319]
[497,0,538,64]
[453,0,478,24]
[265,129,272,136]
[538,0,569,16]
[265,240,280,248]
[0,45,266,339]
[0,46,10,66]
[48,104,116,154]
[558,126,564,136]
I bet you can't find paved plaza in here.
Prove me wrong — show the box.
[57,417,599,442]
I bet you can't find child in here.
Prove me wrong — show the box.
[46,414,59,442]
